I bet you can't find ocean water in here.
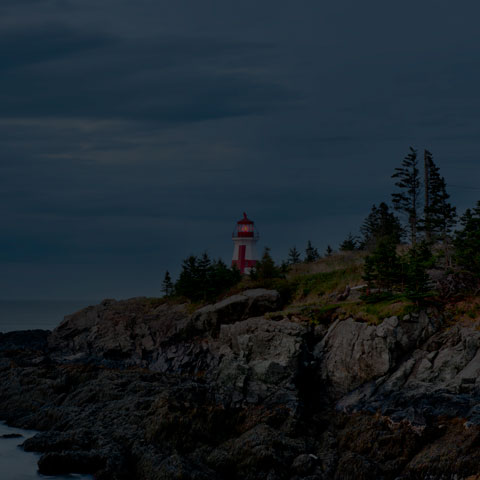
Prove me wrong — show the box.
[0,422,92,480]
[0,301,98,333]
[0,301,99,479]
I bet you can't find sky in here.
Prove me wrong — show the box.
[2,0,480,300]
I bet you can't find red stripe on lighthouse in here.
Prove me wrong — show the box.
[238,245,246,273]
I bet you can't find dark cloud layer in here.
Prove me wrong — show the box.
[2,1,480,299]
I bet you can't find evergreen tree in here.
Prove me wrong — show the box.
[161,271,174,297]
[454,202,480,275]
[287,246,301,264]
[175,254,241,302]
[421,153,457,262]
[208,259,242,299]
[280,260,290,275]
[362,238,402,292]
[392,147,421,245]
[360,202,403,250]
[362,255,377,292]
[403,241,433,299]
[305,240,320,263]
[339,232,358,251]
[198,252,212,300]
[252,247,282,280]
[325,245,333,257]
[175,255,200,300]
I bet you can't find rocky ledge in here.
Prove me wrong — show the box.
[1,289,479,479]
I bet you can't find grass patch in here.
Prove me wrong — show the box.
[290,296,417,326]
[338,297,417,325]
[289,264,364,303]
[444,296,480,326]
[288,251,366,276]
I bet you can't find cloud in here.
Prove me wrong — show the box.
[0,25,294,126]
[0,25,113,71]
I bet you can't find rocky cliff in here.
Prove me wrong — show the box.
[0,289,479,479]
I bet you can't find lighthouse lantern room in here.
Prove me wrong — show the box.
[232,212,259,274]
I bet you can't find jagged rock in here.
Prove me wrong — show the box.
[23,430,94,452]
[338,324,480,425]
[314,312,442,397]
[214,317,306,407]
[2,295,480,480]
[38,450,106,475]
[291,453,318,476]
[49,298,189,365]
[0,329,50,351]
[190,289,281,336]
[0,433,22,439]
[216,423,305,479]
[49,290,281,368]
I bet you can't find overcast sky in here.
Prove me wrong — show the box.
[2,0,480,300]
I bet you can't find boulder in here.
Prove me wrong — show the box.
[314,312,442,397]
[49,298,189,365]
[214,317,306,407]
[0,330,50,351]
[38,450,106,476]
[338,323,480,425]
[190,289,281,336]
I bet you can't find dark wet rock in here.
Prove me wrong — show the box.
[38,450,106,475]
[315,312,442,398]
[0,433,22,438]
[1,294,479,479]
[337,323,480,427]
[23,429,94,452]
[49,298,189,366]
[291,453,318,476]
[0,329,50,351]
[190,289,282,337]
[213,317,307,407]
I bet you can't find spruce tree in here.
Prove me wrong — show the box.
[175,255,201,300]
[392,147,421,245]
[175,254,242,302]
[362,238,402,292]
[253,247,281,280]
[421,153,456,262]
[362,255,377,292]
[161,271,174,297]
[208,259,241,299]
[325,245,333,257]
[287,246,301,264]
[403,241,433,300]
[305,241,320,262]
[360,202,403,250]
[198,252,212,300]
[339,233,358,251]
[454,202,480,275]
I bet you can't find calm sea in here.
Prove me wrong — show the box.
[0,422,92,480]
[0,302,98,478]
[0,301,99,333]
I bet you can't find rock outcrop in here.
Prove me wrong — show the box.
[1,292,479,480]
[315,311,442,397]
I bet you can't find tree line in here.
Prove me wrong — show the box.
[162,253,242,302]
[350,147,478,299]
[162,147,480,302]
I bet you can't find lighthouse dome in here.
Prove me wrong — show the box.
[235,212,255,237]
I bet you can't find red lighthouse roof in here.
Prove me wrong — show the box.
[234,212,256,238]
[237,212,254,225]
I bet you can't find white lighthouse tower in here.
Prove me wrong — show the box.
[232,212,259,274]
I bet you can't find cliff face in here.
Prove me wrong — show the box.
[1,290,479,480]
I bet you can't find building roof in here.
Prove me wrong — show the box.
[237,212,254,225]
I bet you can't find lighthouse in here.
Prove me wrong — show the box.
[232,212,259,274]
